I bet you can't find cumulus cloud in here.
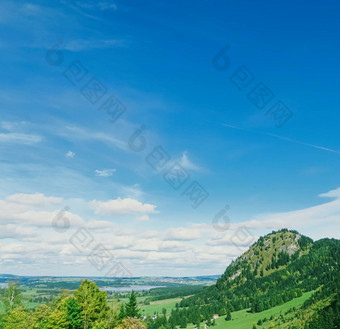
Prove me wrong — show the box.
[165,227,201,241]
[89,198,157,216]
[0,195,83,228]
[6,193,62,206]
[2,188,340,276]
[136,215,150,221]
[86,219,116,231]
[0,224,37,240]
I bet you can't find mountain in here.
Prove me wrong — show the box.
[177,229,340,328]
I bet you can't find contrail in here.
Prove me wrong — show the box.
[221,123,340,154]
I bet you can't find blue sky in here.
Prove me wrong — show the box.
[0,0,339,277]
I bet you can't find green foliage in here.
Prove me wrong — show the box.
[74,279,110,329]
[3,307,32,329]
[1,282,22,313]
[45,299,70,329]
[125,291,140,318]
[225,309,231,321]
[119,303,126,319]
[65,297,83,329]
[0,279,121,329]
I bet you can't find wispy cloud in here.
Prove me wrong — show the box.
[179,151,204,172]
[61,125,128,151]
[75,1,117,11]
[0,132,42,145]
[63,39,125,52]
[94,168,116,177]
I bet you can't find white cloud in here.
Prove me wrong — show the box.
[136,215,150,221]
[0,224,36,240]
[165,227,201,241]
[1,188,340,276]
[89,198,157,216]
[318,187,340,199]
[131,239,161,251]
[6,193,63,206]
[86,219,116,231]
[95,168,116,177]
[0,195,83,228]
[63,39,123,52]
[66,151,75,158]
[62,125,128,151]
[0,121,29,131]
[236,187,340,240]
[179,151,203,172]
[0,132,41,145]
[119,184,143,199]
[75,1,117,11]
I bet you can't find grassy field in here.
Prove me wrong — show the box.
[136,290,315,327]
[209,291,313,329]
[140,298,182,316]
[113,295,182,316]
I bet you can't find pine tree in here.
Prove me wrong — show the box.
[119,304,126,320]
[225,309,231,321]
[125,291,140,318]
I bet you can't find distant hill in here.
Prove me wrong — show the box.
[178,229,340,328]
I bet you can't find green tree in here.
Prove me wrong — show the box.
[119,303,126,320]
[46,302,69,329]
[3,307,33,329]
[125,291,140,318]
[74,280,109,329]
[1,282,22,313]
[225,309,231,321]
[105,298,121,329]
[32,304,52,329]
[65,297,83,329]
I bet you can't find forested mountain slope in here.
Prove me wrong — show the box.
[174,229,340,328]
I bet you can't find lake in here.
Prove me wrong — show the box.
[100,285,164,292]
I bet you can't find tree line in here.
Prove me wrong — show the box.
[0,280,145,329]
